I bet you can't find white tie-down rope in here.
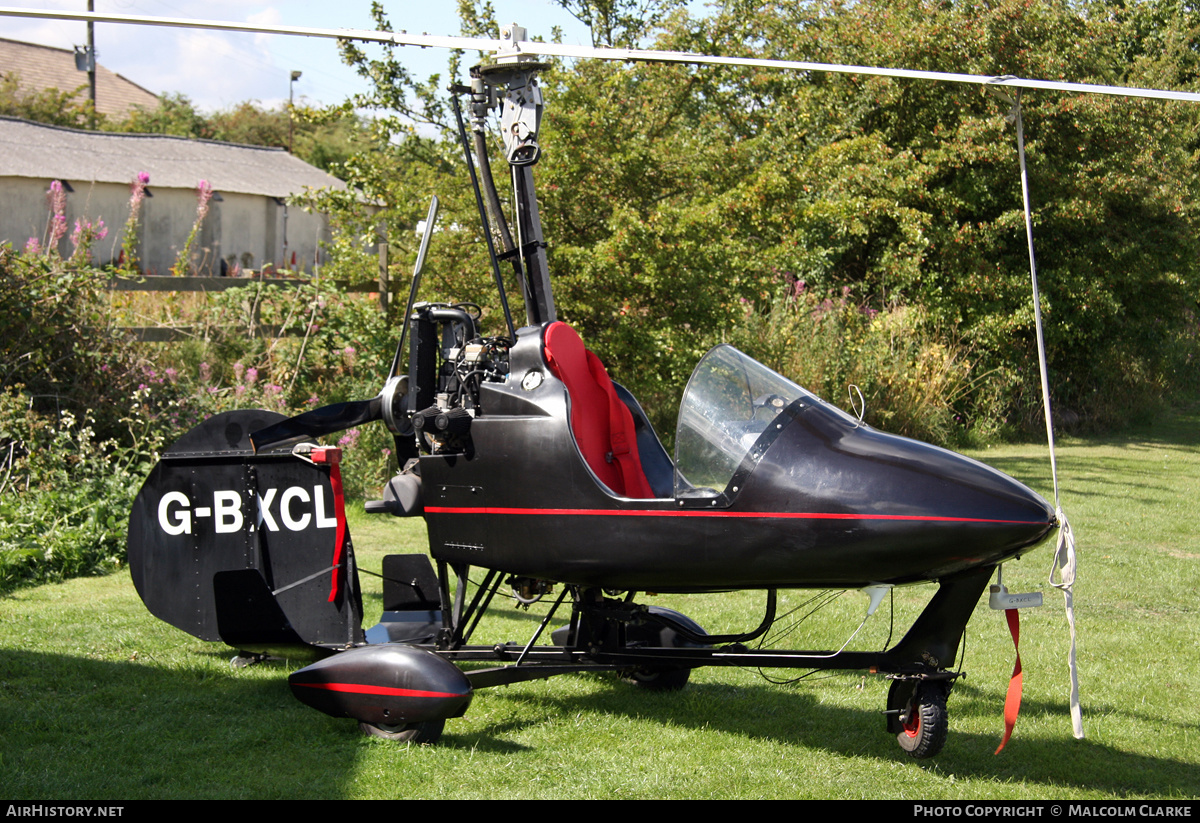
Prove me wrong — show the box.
[991,82,1084,740]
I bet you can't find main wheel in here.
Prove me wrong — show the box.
[621,606,705,692]
[358,719,444,745]
[888,681,948,759]
[624,666,692,692]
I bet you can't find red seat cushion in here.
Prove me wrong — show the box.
[543,322,655,499]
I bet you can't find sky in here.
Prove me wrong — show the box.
[1,1,599,111]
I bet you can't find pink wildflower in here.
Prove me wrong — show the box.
[121,173,150,272]
[245,367,258,386]
[337,429,361,450]
[69,218,107,264]
[24,237,40,255]
[233,362,245,381]
[45,181,68,253]
[129,174,148,213]
[49,215,67,251]
[196,180,214,222]
[173,179,215,275]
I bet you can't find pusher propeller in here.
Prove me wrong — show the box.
[248,395,383,453]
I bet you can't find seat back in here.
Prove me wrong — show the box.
[543,322,655,499]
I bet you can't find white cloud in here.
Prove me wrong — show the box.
[2,1,598,112]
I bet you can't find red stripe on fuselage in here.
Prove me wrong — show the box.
[423,506,1040,525]
[293,682,462,698]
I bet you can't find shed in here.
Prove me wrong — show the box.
[0,116,346,275]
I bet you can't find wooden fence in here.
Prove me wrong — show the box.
[107,246,390,342]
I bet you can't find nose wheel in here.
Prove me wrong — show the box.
[887,679,949,759]
[358,719,445,744]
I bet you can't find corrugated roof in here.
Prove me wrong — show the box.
[0,116,346,198]
[0,37,158,118]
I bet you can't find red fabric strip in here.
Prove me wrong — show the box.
[327,462,346,603]
[995,607,1023,754]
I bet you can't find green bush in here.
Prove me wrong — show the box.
[0,389,147,590]
[0,240,408,590]
[0,244,139,439]
[726,283,994,446]
[147,280,403,500]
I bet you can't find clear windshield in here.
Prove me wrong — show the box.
[673,345,820,497]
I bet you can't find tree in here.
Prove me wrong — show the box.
[315,0,1200,438]
[553,0,687,46]
[110,92,210,138]
[669,0,1200,429]
[0,72,98,128]
[107,94,367,175]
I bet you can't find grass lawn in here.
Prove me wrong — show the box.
[1,410,1197,799]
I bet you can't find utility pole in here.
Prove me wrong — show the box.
[87,0,96,126]
[288,70,301,153]
[73,1,97,126]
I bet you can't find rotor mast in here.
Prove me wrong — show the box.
[476,24,556,328]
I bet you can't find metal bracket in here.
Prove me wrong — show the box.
[499,72,544,165]
[989,565,1043,610]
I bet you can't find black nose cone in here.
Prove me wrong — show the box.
[735,398,1057,584]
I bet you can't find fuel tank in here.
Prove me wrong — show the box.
[289,644,473,726]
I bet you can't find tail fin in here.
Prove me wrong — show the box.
[127,410,364,654]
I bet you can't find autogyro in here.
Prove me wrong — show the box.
[8,7,1182,757]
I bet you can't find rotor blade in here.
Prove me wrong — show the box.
[250,396,381,453]
[0,7,505,52]
[388,195,440,381]
[523,42,1200,104]
[3,6,1200,104]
